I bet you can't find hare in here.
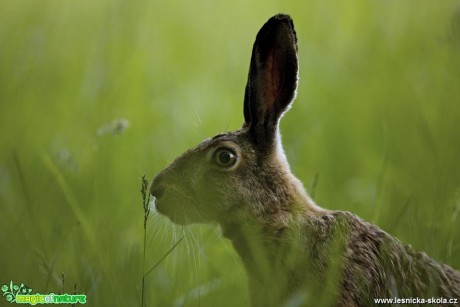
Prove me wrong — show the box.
[150,14,460,306]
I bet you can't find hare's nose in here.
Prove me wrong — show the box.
[150,174,166,199]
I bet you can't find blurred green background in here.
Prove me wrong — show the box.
[1,0,460,306]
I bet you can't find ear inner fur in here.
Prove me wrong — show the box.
[264,48,280,112]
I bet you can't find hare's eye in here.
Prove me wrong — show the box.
[214,148,237,167]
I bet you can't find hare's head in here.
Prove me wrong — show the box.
[151,15,311,227]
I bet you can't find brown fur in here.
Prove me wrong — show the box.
[150,14,460,306]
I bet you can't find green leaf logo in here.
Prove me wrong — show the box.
[2,280,33,304]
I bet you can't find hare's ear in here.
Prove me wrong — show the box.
[243,14,298,150]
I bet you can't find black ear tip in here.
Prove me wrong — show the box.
[269,14,295,29]
[259,14,297,46]
[271,13,294,24]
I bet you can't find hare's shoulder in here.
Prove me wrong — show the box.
[316,211,460,300]
[315,210,440,267]
[305,210,388,244]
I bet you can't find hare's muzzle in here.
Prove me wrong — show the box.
[149,170,197,225]
[150,173,165,199]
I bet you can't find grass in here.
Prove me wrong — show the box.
[1,0,460,306]
[140,176,151,307]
